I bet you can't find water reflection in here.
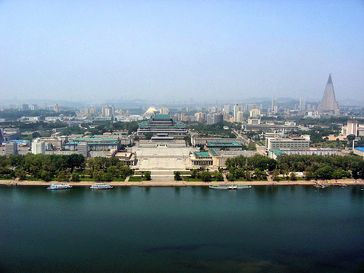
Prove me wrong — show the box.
[350,186,364,199]
[174,187,181,196]
[144,187,151,195]
[254,186,278,200]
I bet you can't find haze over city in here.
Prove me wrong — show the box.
[1,0,364,104]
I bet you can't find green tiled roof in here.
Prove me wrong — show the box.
[194,151,211,158]
[138,118,186,129]
[153,114,171,120]
[73,137,119,144]
[206,141,242,148]
[209,148,219,156]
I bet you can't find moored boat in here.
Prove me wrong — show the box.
[209,185,251,190]
[47,183,72,190]
[90,183,113,190]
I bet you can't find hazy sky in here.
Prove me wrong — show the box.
[1,0,364,103]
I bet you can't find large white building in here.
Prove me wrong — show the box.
[249,108,261,118]
[342,120,364,137]
[102,105,114,118]
[159,107,169,115]
[31,138,46,154]
[235,111,244,123]
[194,112,205,123]
[265,136,310,151]
[268,148,341,159]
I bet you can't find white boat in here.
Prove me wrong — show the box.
[47,183,72,190]
[90,183,113,190]
[209,185,252,190]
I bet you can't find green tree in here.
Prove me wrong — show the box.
[57,170,70,182]
[101,172,113,182]
[199,171,212,182]
[332,168,350,179]
[272,169,280,181]
[40,170,52,181]
[174,171,182,181]
[14,167,26,180]
[213,171,224,181]
[71,172,81,182]
[144,133,153,140]
[190,169,198,179]
[144,171,151,181]
[289,172,297,181]
[313,165,334,180]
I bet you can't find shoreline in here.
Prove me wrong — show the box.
[1,179,364,187]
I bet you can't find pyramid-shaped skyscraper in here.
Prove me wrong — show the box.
[318,74,339,115]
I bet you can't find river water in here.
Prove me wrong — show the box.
[0,186,364,273]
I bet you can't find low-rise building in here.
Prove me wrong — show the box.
[354,147,364,157]
[1,128,20,141]
[190,148,257,169]
[209,148,256,168]
[243,123,298,133]
[114,151,138,166]
[64,137,120,152]
[268,148,342,159]
[265,136,310,151]
[191,136,237,147]
[190,151,213,167]
[206,140,243,150]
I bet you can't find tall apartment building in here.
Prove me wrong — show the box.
[207,113,223,125]
[5,142,18,155]
[236,111,244,123]
[32,138,46,154]
[233,104,241,122]
[223,104,231,115]
[102,105,114,118]
[194,112,205,123]
[249,108,261,118]
[160,107,169,115]
[342,120,361,137]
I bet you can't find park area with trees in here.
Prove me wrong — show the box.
[0,154,133,182]
[225,154,364,181]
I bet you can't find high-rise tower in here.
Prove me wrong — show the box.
[318,74,339,115]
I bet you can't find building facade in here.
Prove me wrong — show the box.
[265,136,310,151]
[137,114,188,139]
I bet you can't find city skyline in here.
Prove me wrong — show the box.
[1,1,364,102]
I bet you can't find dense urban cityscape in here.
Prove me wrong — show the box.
[1,1,364,272]
[1,74,364,184]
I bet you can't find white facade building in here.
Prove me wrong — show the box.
[342,120,362,137]
[266,136,310,151]
[31,138,46,154]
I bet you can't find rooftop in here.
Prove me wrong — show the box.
[67,137,119,145]
[206,140,242,148]
[194,151,211,158]
[153,114,171,120]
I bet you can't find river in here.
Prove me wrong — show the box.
[0,186,363,273]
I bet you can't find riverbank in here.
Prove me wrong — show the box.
[1,179,364,187]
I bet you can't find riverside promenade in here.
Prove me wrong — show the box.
[1,179,364,187]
